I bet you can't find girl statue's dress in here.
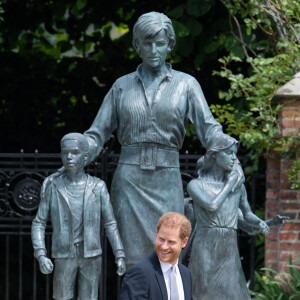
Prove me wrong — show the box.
[187,133,269,300]
[188,180,251,300]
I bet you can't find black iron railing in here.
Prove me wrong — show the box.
[0,150,263,299]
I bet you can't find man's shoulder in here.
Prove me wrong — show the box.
[178,261,190,272]
[120,253,159,300]
[131,252,159,273]
[134,252,155,267]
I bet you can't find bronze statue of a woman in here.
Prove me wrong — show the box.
[43,12,244,267]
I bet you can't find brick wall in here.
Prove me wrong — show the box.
[265,97,300,272]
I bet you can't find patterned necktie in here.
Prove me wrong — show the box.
[169,266,179,300]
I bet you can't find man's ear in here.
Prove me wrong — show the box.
[181,237,189,249]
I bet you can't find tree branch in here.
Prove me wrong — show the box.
[232,14,258,61]
[220,0,257,68]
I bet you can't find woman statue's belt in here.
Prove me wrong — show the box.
[119,143,180,170]
[199,225,238,230]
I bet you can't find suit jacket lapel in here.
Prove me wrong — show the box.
[153,253,168,300]
[178,263,189,299]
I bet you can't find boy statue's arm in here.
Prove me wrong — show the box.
[100,182,126,276]
[31,179,54,274]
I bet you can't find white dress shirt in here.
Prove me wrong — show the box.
[159,259,185,300]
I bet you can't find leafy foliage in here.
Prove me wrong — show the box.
[251,259,300,299]
[274,130,300,189]
[211,0,300,186]
[0,2,4,23]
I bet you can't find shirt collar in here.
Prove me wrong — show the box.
[135,63,173,81]
[159,259,179,274]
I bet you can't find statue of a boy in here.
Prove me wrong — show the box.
[31,133,126,300]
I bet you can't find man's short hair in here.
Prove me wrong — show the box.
[157,212,191,240]
[132,12,176,54]
[61,133,89,153]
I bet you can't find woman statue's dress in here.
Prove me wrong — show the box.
[84,63,222,264]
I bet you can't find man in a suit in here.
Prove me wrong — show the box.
[31,132,126,300]
[120,212,192,300]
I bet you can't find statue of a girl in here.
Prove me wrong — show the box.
[187,133,269,300]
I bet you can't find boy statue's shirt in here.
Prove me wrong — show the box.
[65,178,85,244]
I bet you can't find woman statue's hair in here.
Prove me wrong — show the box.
[132,11,176,55]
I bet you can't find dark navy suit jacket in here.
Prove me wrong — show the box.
[120,252,192,300]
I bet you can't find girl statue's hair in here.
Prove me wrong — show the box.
[197,133,239,175]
